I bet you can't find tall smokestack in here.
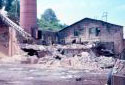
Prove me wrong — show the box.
[20,0,37,37]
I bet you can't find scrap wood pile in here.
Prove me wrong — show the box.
[20,43,94,51]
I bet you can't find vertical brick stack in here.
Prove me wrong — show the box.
[20,0,37,36]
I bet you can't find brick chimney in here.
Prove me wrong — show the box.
[20,0,37,37]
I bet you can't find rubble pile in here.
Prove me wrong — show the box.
[46,43,95,50]
[0,48,27,64]
[54,43,94,49]
[37,51,115,71]
[112,59,125,74]
[20,44,46,51]
[0,43,116,72]
[42,44,115,70]
[19,43,116,72]
[0,54,26,64]
[110,59,125,85]
[95,56,115,68]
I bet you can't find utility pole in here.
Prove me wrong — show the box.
[102,12,108,22]
[94,16,98,20]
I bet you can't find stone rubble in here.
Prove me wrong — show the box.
[37,51,115,72]
[0,43,116,72]
[95,56,115,68]
[112,59,125,74]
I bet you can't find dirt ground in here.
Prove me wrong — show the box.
[0,64,109,85]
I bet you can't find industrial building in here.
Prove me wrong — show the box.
[57,18,124,54]
[40,18,124,54]
[0,0,124,85]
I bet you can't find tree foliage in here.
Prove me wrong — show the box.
[5,0,13,11]
[9,0,20,18]
[38,9,67,31]
[42,9,59,23]
[0,0,3,9]
[0,0,20,18]
[0,1,66,30]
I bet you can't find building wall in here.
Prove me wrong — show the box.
[0,26,9,56]
[57,19,123,54]
[0,18,20,56]
[39,31,57,45]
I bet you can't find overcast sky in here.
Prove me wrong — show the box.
[37,0,125,36]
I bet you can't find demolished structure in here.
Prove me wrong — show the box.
[40,18,124,56]
[0,0,124,85]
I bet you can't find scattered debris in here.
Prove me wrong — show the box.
[0,43,116,73]
[110,59,125,85]
[96,56,115,68]
[112,59,125,74]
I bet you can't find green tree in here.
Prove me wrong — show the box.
[0,0,3,9]
[9,0,20,18]
[38,8,67,31]
[4,0,20,19]
[0,0,20,18]
[5,0,14,11]
[42,9,59,23]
